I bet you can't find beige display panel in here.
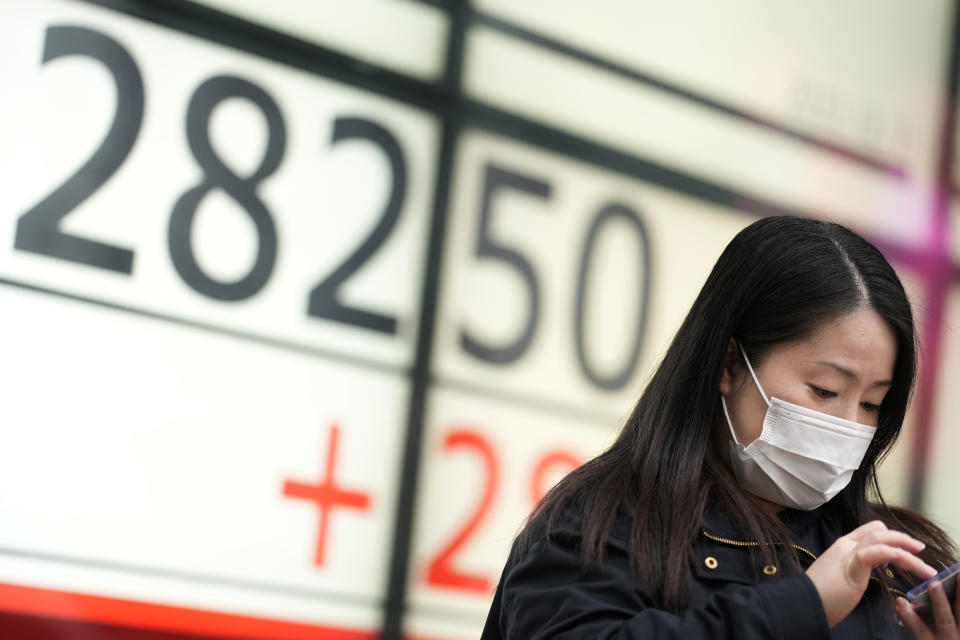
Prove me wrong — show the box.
[0,0,440,637]
[431,129,754,417]
[474,0,948,176]
[0,284,409,633]
[405,388,620,640]
[0,0,954,638]
[926,285,960,539]
[462,24,936,250]
[190,0,449,81]
[0,0,439,369]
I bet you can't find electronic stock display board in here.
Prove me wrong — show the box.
[0,0,957,638]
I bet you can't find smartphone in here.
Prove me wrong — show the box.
[906,560,960,624]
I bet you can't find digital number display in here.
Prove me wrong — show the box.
[0,0,956,639]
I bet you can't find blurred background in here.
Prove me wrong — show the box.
[1,0,958,638]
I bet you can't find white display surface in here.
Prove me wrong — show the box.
[927,286,960,537]
[404,387,620,640]
[474,0,949,172]
[0,0,438,636]
[0,0,955,639]
[463,24,934,249]
[189,0,449,81]
[0,0,438,370]
[0,284,406,631]
[433,129,755,416]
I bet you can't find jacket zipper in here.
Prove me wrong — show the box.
[701,530,906,598]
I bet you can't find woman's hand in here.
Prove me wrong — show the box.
[805,520,936,628]
[896,579,960,639]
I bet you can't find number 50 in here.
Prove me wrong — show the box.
[460,162,652,391]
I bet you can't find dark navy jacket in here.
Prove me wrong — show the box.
[482,502,912,639]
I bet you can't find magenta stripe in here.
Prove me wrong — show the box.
[870,193,954,506]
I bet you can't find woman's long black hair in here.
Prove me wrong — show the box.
[516,215,957,611]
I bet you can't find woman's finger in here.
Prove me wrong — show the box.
[928,581,957,635]
[846,520,888,541]
[897,597,935,640]
[857,529,926,553]
[855,544,936,579]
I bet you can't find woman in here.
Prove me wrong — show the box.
[481,216,958,639]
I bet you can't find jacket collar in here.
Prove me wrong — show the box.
[700,499,829,541]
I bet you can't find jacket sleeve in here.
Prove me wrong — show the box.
[496,533,831,640]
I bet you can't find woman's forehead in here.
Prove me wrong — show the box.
[768,309,897,380]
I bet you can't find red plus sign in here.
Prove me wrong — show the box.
[282,424,371,567]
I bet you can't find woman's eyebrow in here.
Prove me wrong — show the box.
[816,360,892,387]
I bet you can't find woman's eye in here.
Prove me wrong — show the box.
[861,402,881,413]
[811,386,836,399]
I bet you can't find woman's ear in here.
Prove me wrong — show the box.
[719,337,740,396]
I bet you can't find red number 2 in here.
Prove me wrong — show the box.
[425,429,583,594]
[426,429,498,593]
[530,451,581,505]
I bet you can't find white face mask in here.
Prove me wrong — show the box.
[721,345,877,511]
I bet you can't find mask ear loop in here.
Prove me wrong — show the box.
[738,344,771,407]
[722,343,771,446]
[721,396,741,445]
